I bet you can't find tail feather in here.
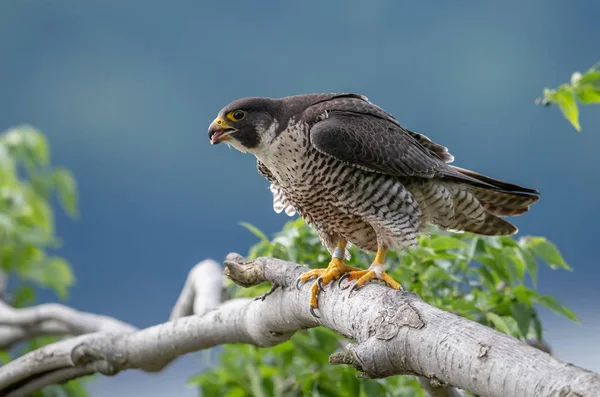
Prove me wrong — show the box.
[448,166,540,196]
[449,166,539,218]
[458,212,518,236]
[471,187,538,217]
[408,168,539,237]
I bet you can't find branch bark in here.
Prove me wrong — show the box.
[0,254,598,397]
[169,259,224,320]
[0,299,137,350]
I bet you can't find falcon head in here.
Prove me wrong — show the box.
[208,97,283,153]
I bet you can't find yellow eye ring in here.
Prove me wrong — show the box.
[227,110,246,122]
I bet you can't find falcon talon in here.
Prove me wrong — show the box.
[348,283,361,296]
[338,273,352,290]
[295,276,303,290]
[309,306,321,318]
[254,284,280,301]
[317,278,325,292]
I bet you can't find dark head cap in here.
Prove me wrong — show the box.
[208,97,284,151]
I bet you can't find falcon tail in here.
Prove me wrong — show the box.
[412,167,539,236]
[450,165,540,215]
[446,166,539,236]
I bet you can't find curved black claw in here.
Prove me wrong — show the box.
[309,306,321,318]
[254,284,279,301]
[338,273,352,290]
[348,283,361,297]
[295,276,303,290]
[317,277,326,292]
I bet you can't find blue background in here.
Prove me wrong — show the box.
[1,1,599,395]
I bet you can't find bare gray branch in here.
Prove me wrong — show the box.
[0,254,598,397]
[169,259,223,320]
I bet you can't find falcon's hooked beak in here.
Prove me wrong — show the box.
[208,117,238,145]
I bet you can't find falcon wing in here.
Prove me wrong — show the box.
[405,129,454,163]
[308,109,449,178]
[256,160,296,216]
[307,102,538,195]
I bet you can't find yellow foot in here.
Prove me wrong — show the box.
[339,264,403,294]
[295,258,361,317]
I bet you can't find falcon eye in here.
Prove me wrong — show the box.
[228,110,246,121]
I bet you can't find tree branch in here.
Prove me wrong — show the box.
[0,259,223,352]
[0,254,598,397]
[169,259,224,320]
[0,301,137,333]
[0,259,225,396]
[0,300,137,350]
[0,321,71,350]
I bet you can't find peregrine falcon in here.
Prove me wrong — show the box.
[208,93,539,315]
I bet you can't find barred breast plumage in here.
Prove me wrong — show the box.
[257,118,422,255]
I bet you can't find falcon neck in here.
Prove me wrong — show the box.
[254,119,312,189]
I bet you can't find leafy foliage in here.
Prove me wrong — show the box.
[192,219,576,396]
[538,61,600,131]
[0,126,88,396]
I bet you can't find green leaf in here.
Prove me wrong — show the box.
[422,264,460,282]
[407,246,437,261]
[62,378,91,397]
[313,328,339,352]
[540,64,600,131]
[526,237,572,271]
[53,168,79,218]
[512,285,536,305]
[240,222,270,243]
[25,257,75,299]
[428,235,467,252]
[292,338,330,362]
[547,87,581,131]
[576,84,600,104]
[577,69,600,87]
[477,266,497,290]
[486,312,511,334]
[512,302,533,337]
[13,285,36,307]
[362,379,385,396]
[0,351,10,364]
[2,125,49,166]
[505,247,526,282]
[464,235,479,262]
[480,235,503,250]
[537,295,580,323]
[27,335,59,350]
[532,314,543,341]
[246,363,268,397]
[26,126,50,166]
[477,253,511,283]
[517,246,538,287]
[224,386,249,397]
[341,370,360,396]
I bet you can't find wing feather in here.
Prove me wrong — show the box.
[308,109,447,178]
[303,96,535,194]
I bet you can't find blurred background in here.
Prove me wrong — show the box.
[1,0,599,395]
